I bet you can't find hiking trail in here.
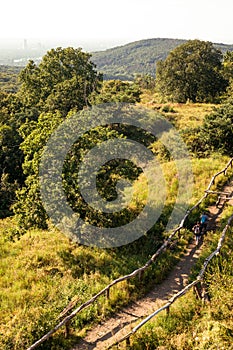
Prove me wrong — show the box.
[73,180,233,350]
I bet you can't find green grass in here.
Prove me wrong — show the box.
[140,91,216,129]
[0,155,232,349]
[1,96,233,349]
[126,216,233,350]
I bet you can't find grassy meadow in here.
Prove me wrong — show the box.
[0,100,233,349]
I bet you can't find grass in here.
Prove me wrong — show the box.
[0,96,233,349]
[0,156,232,349]
[160,102,216,130]
[126,213,233,350]
[140,90,216,129]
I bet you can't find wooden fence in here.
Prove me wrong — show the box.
[108,213,233,349]
[26,157,233,350]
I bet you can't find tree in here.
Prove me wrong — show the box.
[222,50,233,81]
[134,74,156,90]
[91,80,141,104]
[0,92,26,217]
[200,101,233,155]
[13,110,130,230]
[222,51,233,101]
[18,47,102,115]
[13,112,64,229]
[1,47,102,219]
[156,39,227,103]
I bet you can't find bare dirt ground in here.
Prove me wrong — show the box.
[72,181,233,350]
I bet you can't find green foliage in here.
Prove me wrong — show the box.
[181,127,207,157]
[1,155,232,349]
[128,225,233,350]
[13,112,64,229]
[91,80,141,104]
[18,47,102,115]
[156,39,228,103]
[92,38,188,80]
[0,217,184,350]
[92,38,233,81]
[1,40,233,350]
[0,65,21,93]
[160,104,176,113]
[0,47,103,218]
[0,95,26,217]
[13,109,138,231]
[134,74,156,90]
[200,100,233,155]
[0,173,19,218]
[222,50,233,81]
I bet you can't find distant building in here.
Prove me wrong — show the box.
[23,39,28,50]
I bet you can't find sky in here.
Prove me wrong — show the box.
[1,0,233,50]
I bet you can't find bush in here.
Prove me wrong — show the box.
[200,101,233,155]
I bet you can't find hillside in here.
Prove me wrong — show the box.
[92,38,233,80]
[1,95,233,349]
[0,42,233,349]
[1,38,233,85]
[0,65,21,92]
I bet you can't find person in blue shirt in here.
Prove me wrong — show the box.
[200,212,208,233]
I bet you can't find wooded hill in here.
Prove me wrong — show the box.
[1,38,233,84]
[92,38,233,80]
[0,41,233,349]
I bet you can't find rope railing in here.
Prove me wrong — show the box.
[109,213,233,349]
[26,157,233,350]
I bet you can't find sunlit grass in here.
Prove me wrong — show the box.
[1,153,232,349]
[127,223,233,350]
[140,90,216,129]
[1,94,233,349]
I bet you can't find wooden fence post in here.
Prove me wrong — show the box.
[193,283,202,299]
[200,282,210,303]
[126,337,130,347]
[138,270,144,282]
[65,322,70,338]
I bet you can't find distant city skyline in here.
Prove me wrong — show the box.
[1,0,233,51]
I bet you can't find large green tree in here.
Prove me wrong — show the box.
[13,109,139,231]
[18,47,102,115]
[0,92,26,217]
[222,50,233,81]
[156,39,227,103]
[200,100,233,155]
[0,47,102,218]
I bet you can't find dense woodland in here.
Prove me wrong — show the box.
[91,38,233,80]
[0,39,233,349]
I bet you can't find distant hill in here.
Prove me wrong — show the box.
[1,38,233,83]
[91,38,233,81]
[0,65,21,92]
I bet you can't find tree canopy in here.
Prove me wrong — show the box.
[91,80,141,104]
[0,47,103,218]
[201,100,233,155]
[222,50,233,81]
[156,39,228,103]
[18,47,102,115]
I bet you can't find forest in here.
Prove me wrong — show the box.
[91,38,233,80]
[0,39,233,349]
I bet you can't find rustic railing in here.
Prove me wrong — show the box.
[26,157,233,350]
[109,213,233,349]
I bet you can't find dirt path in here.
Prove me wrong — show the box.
[72,181,233,350]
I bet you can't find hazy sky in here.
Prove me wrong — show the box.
[1,0,233,47]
